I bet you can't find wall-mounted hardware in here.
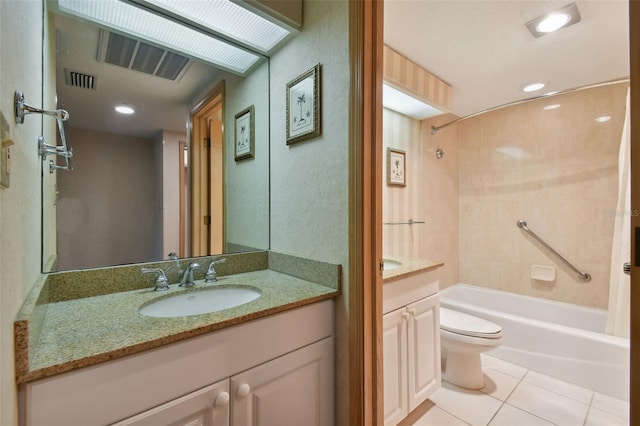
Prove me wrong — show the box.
[435,148,444,159]
[0,110,13,189]
[517,219,591,282]
[15,90,73,173]
[383,219,426,225]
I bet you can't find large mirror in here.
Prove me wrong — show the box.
[43,3,271,272]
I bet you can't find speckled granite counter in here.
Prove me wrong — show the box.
[382,256,443,283]
[15,251,340,384]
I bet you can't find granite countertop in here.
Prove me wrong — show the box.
[15,252,340,384]
[382,256,443,283]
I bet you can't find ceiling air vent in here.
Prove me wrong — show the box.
[64,69,97,90]
[98,31,191,81]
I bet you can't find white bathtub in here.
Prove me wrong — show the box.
[439,283,630,401]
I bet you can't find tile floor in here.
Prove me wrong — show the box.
[413,354,629,426]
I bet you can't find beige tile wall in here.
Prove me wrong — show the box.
[457,83,628,308]
[382,83,627,308]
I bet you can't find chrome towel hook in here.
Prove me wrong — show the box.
[14,90,73,173]
[14,90,69,124]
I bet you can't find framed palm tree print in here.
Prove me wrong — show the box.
[387,148,406,186]
[234,105,254,161]
[286,64,321,145]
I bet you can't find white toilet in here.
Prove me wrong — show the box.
[439,307,503,389]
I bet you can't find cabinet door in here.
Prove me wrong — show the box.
[110,380,229,426]
[230,337,333,426]
[383,306,408,426]
[407,294,441,412]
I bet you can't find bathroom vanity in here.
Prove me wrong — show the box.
[382,257,443,426]
[16,252,339,426]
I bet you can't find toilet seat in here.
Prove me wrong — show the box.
[440,307,502,339]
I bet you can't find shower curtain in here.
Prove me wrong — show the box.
[606,88,631,338]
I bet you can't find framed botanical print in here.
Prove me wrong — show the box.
[387,148,406,186]
[286,64,321,145]
[234,105,254,161]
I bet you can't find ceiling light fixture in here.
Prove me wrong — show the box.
[521,82,546,93]
[526,3,581,38]
[115,104,135,114]
[135,0,291,54]
[382,83,443,120]
[54,0,263,75]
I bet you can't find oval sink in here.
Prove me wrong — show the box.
[140,286,261,318]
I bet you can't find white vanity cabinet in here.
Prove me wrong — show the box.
[382,269,441,426]
[21,301,334,426]
[230,337,333,426]
[111,337,333,426]
[111,380,230,426]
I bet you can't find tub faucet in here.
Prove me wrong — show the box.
[180,262,200,288]
[205,257,227,283]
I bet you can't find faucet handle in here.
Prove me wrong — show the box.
[205,258,227,283]
[141,267,170,291]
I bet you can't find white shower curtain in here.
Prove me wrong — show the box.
[606,88,631,338]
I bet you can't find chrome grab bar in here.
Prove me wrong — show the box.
[516,219,591,282]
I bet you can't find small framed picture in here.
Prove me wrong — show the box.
[387,148,406,186]
[234,105,254,161]
[286,64,321,145]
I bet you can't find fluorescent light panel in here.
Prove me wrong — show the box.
[57,0,261,74]
[383,83,442,120]
[139,0,290,53]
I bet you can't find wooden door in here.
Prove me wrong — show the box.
[190,84,224,256]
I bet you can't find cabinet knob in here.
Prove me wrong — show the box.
[215,392,230,407]
[408,308,416,317]
[237,383,251,399]
[402,312,410,321]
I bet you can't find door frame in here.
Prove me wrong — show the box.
[189,82,225,257]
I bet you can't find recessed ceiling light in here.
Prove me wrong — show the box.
[526,3,581,38]
[522,82,545,93]
[115,105,135,115]
[536,13,571,33]
[595,115,611,123]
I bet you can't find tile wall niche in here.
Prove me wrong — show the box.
[457,82,629,308]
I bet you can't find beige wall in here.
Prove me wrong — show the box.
[458,83,628,309]
[56,128,157,270]
[382,109,460,288]
[0,1,45,425]
[269,1,350,423]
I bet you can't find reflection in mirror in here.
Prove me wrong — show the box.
[44,8,270,272]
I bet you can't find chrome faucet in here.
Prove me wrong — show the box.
[141,267,170,291]
[179,262,200,288]
[205,257,227,283]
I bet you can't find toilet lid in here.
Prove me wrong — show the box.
[440,307,503,339]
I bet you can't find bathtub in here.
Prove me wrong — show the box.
[439,283,630,401]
